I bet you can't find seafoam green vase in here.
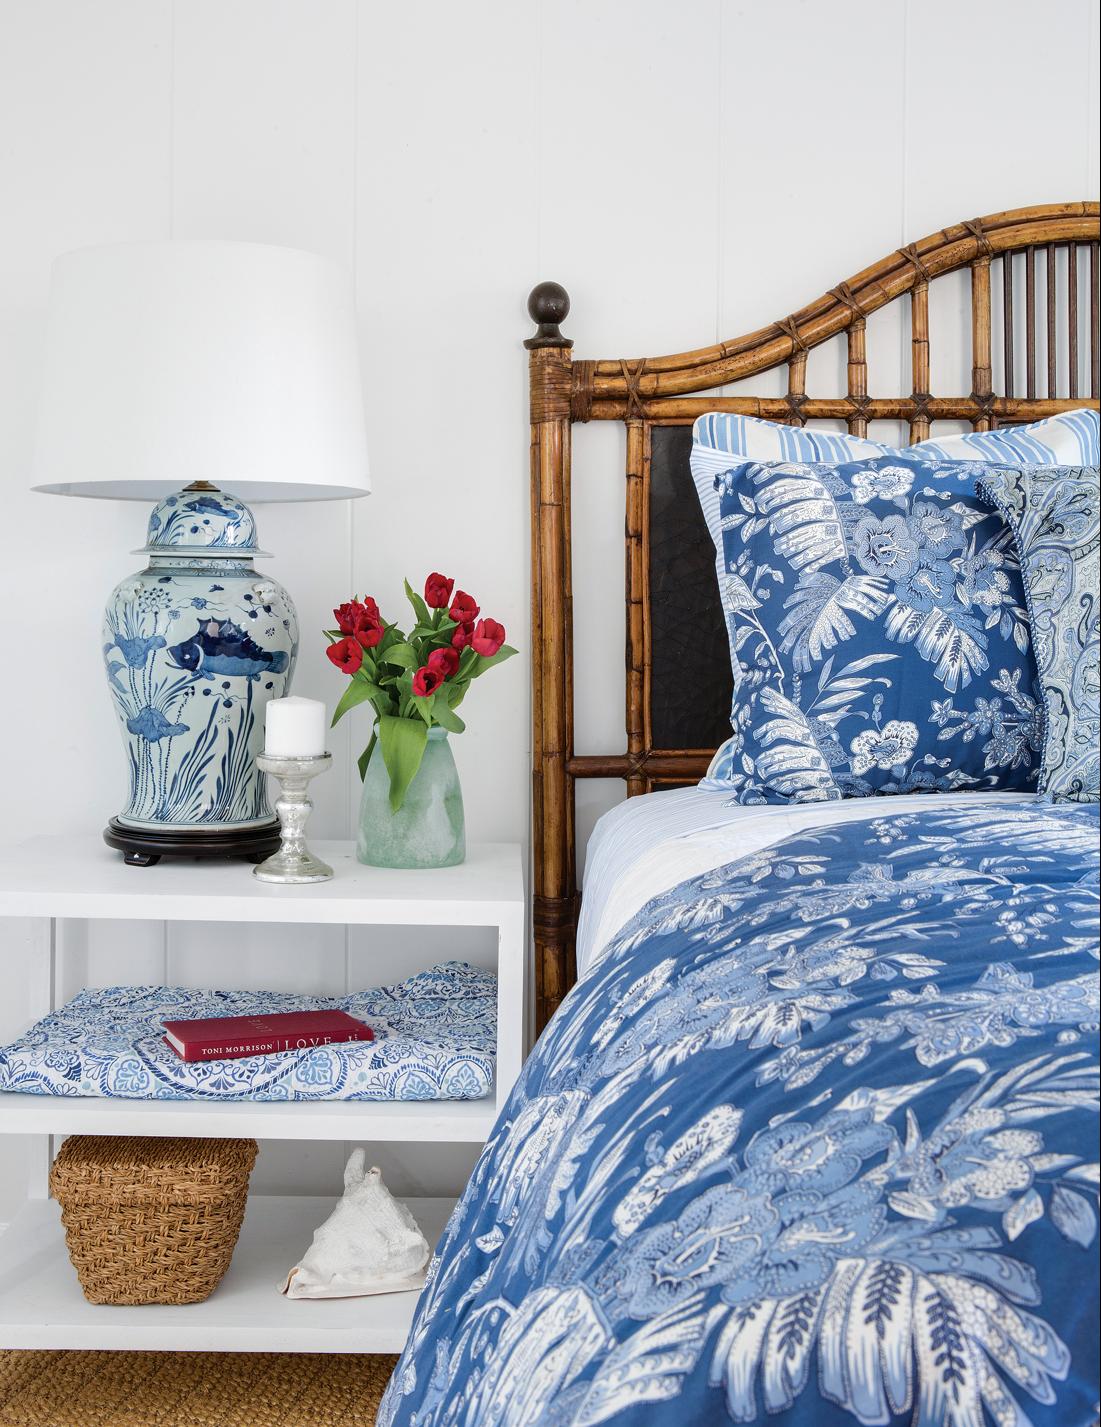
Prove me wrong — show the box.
[357,727,466,868]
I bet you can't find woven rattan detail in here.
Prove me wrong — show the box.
[774,314,809,355]
[0,1350,397,1427]
[49,1136,257,1306]
[898,242,933,284]
[571,359,596,421]
[962,215,995,258]
[619,358,648,423]
[529,349,573,423]
[828,280,867,322]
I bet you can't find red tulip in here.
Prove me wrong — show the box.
[448,590,480,625]
[326,637,363,674]
[354,615,384,649]
[451,621,475,650]
[334,598,378,634]
[471,618,506,657]
[412,666,444,698]
[427,647,460,679]
[424,572,454,609]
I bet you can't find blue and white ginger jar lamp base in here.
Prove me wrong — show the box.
[102,483,298,865]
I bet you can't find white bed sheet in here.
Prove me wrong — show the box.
[577,787,1038,979]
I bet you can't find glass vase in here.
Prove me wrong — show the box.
[356,727,466,869]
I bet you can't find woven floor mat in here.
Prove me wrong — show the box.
[0,1351,398,1427]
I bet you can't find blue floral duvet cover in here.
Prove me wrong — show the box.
[380,800,1100,1427]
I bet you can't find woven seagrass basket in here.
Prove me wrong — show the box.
[49,1135,258,1306]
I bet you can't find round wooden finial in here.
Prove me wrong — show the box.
[524,281,572,349]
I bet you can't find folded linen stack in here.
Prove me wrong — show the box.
[0,960,495,1102]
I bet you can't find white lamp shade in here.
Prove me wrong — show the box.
[32,240,370,502]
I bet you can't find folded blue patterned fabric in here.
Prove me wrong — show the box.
[978,466,1100,804]
[697,453,1043,802]
[0,961,495,1101]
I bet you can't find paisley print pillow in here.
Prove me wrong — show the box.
[699,454,1042,803]
[978,466,1100,803]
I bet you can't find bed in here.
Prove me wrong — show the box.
[379,205,1100,1426]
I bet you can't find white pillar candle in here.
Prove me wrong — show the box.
[265,696,328,757]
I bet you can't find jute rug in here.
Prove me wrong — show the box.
[0,1351,398,1427]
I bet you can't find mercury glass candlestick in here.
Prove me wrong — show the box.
[253,753,333,884]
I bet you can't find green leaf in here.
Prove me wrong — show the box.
[378,715,428,812]
[331,675,384,726]
[408,620,456,642]
[378,623,403,654]
[404,579,431,627]
[470,643,518,676]
[381,642,420,672]
[431,691,466,734]
[357,731,377,781]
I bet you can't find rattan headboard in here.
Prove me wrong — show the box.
[526,202,1100,1031]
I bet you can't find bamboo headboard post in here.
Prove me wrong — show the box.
[526,282,577,1031]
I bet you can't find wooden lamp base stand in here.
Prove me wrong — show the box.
[104,818,282,867]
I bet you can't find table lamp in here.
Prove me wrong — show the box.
[32,240,369,865]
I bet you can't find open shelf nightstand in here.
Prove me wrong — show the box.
[0,836,525,1354]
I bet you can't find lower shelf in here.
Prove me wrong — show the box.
[0,1089,498,1143]
[0,1193,454,1354]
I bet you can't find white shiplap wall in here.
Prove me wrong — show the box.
[0,0,1096,1221]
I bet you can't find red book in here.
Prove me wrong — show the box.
[162,1009,374,1062]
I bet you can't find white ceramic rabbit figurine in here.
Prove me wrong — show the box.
[282,1148,431,1299]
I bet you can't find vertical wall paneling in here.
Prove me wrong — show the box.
[538,0,723,853]
[722,0,907,419]
[904,0,1095,411]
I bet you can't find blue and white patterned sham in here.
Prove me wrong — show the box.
[694,408,1100,469]
[379,799,1100,1427]
[698,454,1042,803]
[0,962,495,1102]
[692,410,1100,568]
[690,410,1101,659]
[979,466,1100,804]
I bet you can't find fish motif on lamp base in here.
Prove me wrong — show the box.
[101,484,298,865]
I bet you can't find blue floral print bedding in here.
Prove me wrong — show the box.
[698,454,1045,803]
[0,961,494,1102]
[380,801,1100,1427]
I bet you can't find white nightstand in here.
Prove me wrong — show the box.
[0,836,525,1354]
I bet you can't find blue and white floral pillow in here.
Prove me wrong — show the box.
[978,466,1099,804]
[700,453,1042,802]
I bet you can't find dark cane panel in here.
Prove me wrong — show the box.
[647,424,733,755]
